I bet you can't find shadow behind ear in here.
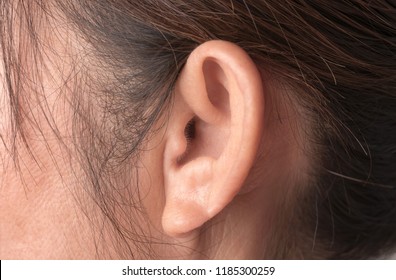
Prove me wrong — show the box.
[162,40,264,237]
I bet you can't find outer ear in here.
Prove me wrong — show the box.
[162,40,264,237]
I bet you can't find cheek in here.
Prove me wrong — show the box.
[137,132,167,232]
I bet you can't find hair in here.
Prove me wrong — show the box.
[1,0,395,259]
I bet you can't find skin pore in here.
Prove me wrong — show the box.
[0,6,310,259]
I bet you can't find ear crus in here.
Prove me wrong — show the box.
[162,40,264,237]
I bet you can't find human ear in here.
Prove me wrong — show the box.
[162,40,264,237]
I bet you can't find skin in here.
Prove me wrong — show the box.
[0,12,310,259]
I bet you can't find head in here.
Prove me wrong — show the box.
[1,0,395,259]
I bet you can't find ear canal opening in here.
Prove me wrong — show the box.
[177,117,196,164]
[184,117,196,142]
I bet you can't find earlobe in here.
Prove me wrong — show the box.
[162,40,264,237]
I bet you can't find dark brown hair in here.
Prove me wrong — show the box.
[1,0,396,259]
